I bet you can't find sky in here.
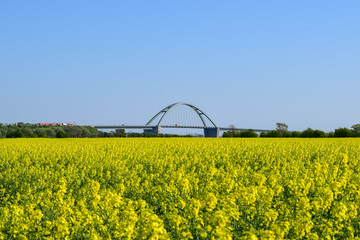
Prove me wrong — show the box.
[1,1,359,132]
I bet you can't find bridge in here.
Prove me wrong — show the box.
[94,102,272,137]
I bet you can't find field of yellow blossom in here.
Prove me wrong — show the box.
[1,138,360,239]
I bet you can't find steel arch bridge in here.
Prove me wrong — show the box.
[93,102,272,137]
[143,102,220,137]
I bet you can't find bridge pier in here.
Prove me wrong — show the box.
[144,126,161,135]
[204,127,220,138]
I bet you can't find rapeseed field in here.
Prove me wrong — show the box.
[1,138,360,239]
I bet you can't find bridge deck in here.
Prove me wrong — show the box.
[93,125,155,129]
[93,125,272,132]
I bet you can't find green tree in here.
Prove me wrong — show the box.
[229,124,236,137]
[222,131,231,137]
[0,128,6,138]
[301,128,315,138]
[87,126,102,137]
[291,131,301,138]
[267,130,281,137]
[260,132,268,137]
[114,129,126,137]
[16,122,25,127]
[327,131,335,137]
[45,128,56,138]
[64,126,82,138]
[282,131,292,137]
[276,123,292,137]
[240,130,258,138]
[35,128,47,138]
[334,128,355,137]
[56,129,70,138]
[223,130,241,137]
[7,129,24,138]
[127,132,143,137]
[80,127,91,137]
[276,123,288,133]
[313,129,327,138]
[22,128,35,138]
[351,124,360,137]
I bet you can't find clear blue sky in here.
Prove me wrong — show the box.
[1,1,359,132]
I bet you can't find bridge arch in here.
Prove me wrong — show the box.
[146,102,217,128]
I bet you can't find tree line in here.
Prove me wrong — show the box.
[2,122,360,138]
[0,123,194,138]
[223,123,360,138]
[0,123,111,138]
